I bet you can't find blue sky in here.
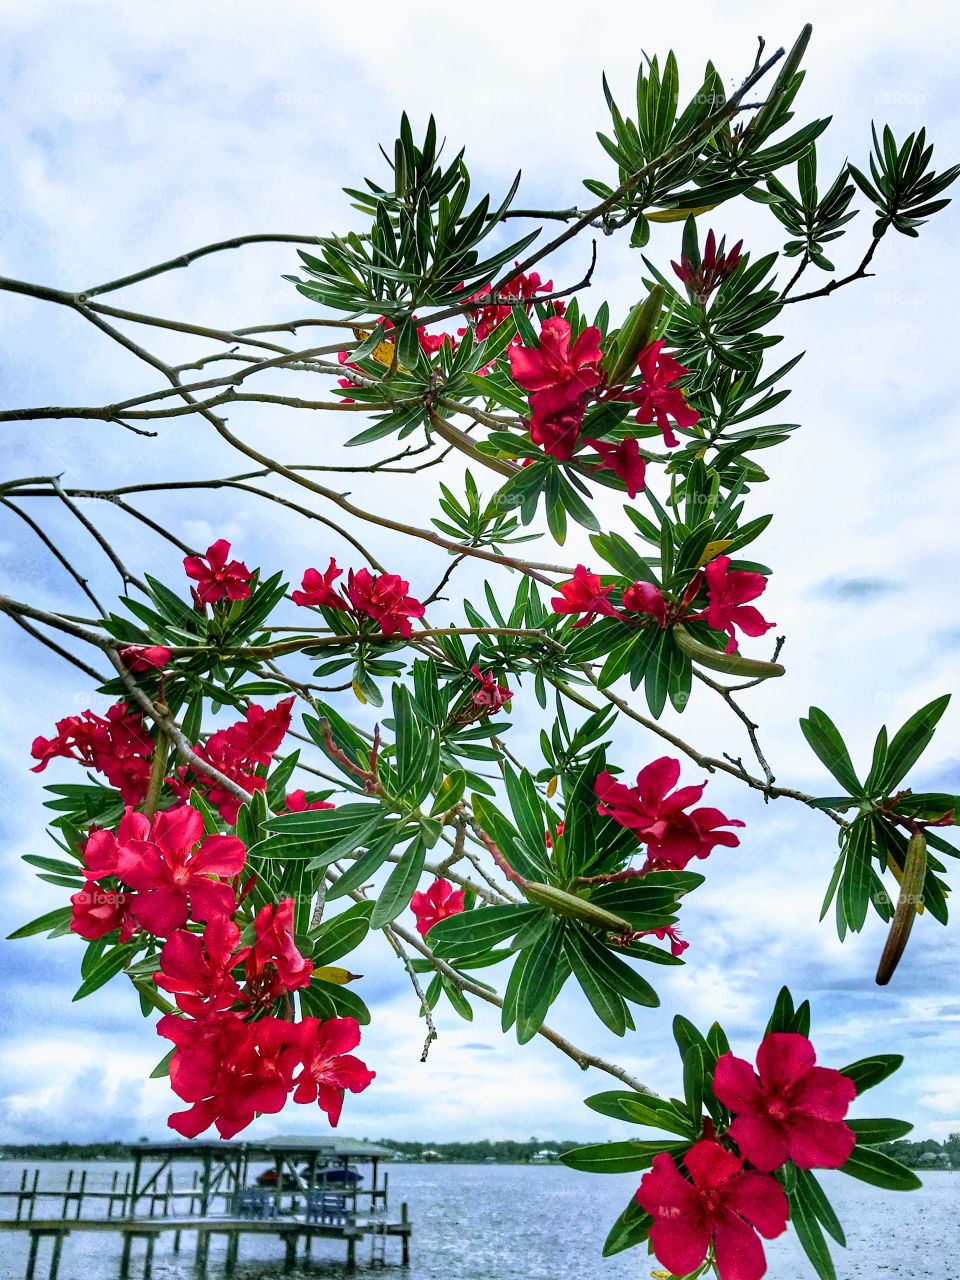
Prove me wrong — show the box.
[0,0,958,1150]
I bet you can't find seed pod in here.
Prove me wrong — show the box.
[521,881,632,932]
[876,830,927,986]
[673,623,785,680]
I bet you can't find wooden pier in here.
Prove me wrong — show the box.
[0,1136,412,1278]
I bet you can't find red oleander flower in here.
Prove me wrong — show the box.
[696,555,775,654]
[119,645,172,672]
[528,387,591,460]
[155,915,248,1016]
[621,580,670,626]
[183,539,254,604]
[551,565,620,629]
[595,757,744,869]
[584,436,647,497]
[636,1141,788,1280]
[459,267,555,341]
[672,229,743,303]
[81,809,150,880]
[510,316,603,399]
[510,317,604,459]
[284,790,336,812]
[629,340,700,448]
[69,882,135,941]
[410,878,466,937]
[346,568,425,639]
[645,925,689,957]
[714,1033,857,1173]
[417,326,456,355]
[470,665,512,715]
[292,559,348,609]
[160,1012,296,1140]
[545,820,565,849]
[30,702,154,805]
[168,698,294,823]
[117,804,246,937]
[289,1016,376,1126]
[245,898,314,1000]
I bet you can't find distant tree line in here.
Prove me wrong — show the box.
[877,1133,960,1170]
[4,1135,957,1168]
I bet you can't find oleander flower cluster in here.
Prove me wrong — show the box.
[637,1033,857,1280]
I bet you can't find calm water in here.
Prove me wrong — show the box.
[0,1160,956,1280]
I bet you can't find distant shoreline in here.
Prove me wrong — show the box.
[1,1137,957,1172]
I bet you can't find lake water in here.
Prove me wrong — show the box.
[0,1160,956,1280]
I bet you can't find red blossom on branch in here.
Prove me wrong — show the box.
[626,340,700,448]
[635,1140,788,1280]
[583,436,648,497]
[283,789,335,812]
[713,1032,857,1172]
[183,539,253,604]
[551,565,620,628]
[245,898,314,1000]
[160,1011,296,1140]
[30,702,154,805]
[509,317,604,459]
[116,804,246,938]
[346,568,425,638]
[410,878,465,937]
[288,1016,376,1126]
[168,697,295,823]
[292,558,349,609]
[119,644,172,672]
[470,664,512,715]
[595,757,745,870]
[621,579,670,626]
[672,229,743,303]
[69,882,136,941]
[696,555,775,654]
[154,915,247,1016]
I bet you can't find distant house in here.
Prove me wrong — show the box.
[531,1149,559,1162]
[421,1149,444,1162]
[918,1151,951,1169]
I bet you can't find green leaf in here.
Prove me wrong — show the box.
[309,901,374,966]
[73,945,132,1001]
[601,1196,652,1257]
[790,1170,839,1280]
[838,1053,903,1094]
[370,837,427,929]
[839,1145,921,1191]
[560,1139,688,1174]
[800,707,863,795]
[878,695,951,793]
[7,906,73,940]
[849,1118,913,1145]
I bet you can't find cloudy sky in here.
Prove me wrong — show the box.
[0,0,958,1158]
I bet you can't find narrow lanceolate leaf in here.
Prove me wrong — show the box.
[790,1171,839,1280]
[514,920,567,1043]
[838,1053,903,1094]
[560,1139,689,1174]
[800,707,863,795]
[839,1145,922,1191]
[7,906,73,940]
[848,1118,913,1145]
[370,837,426,929]
[601,1197,653,1257]
[878,695,951,793]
